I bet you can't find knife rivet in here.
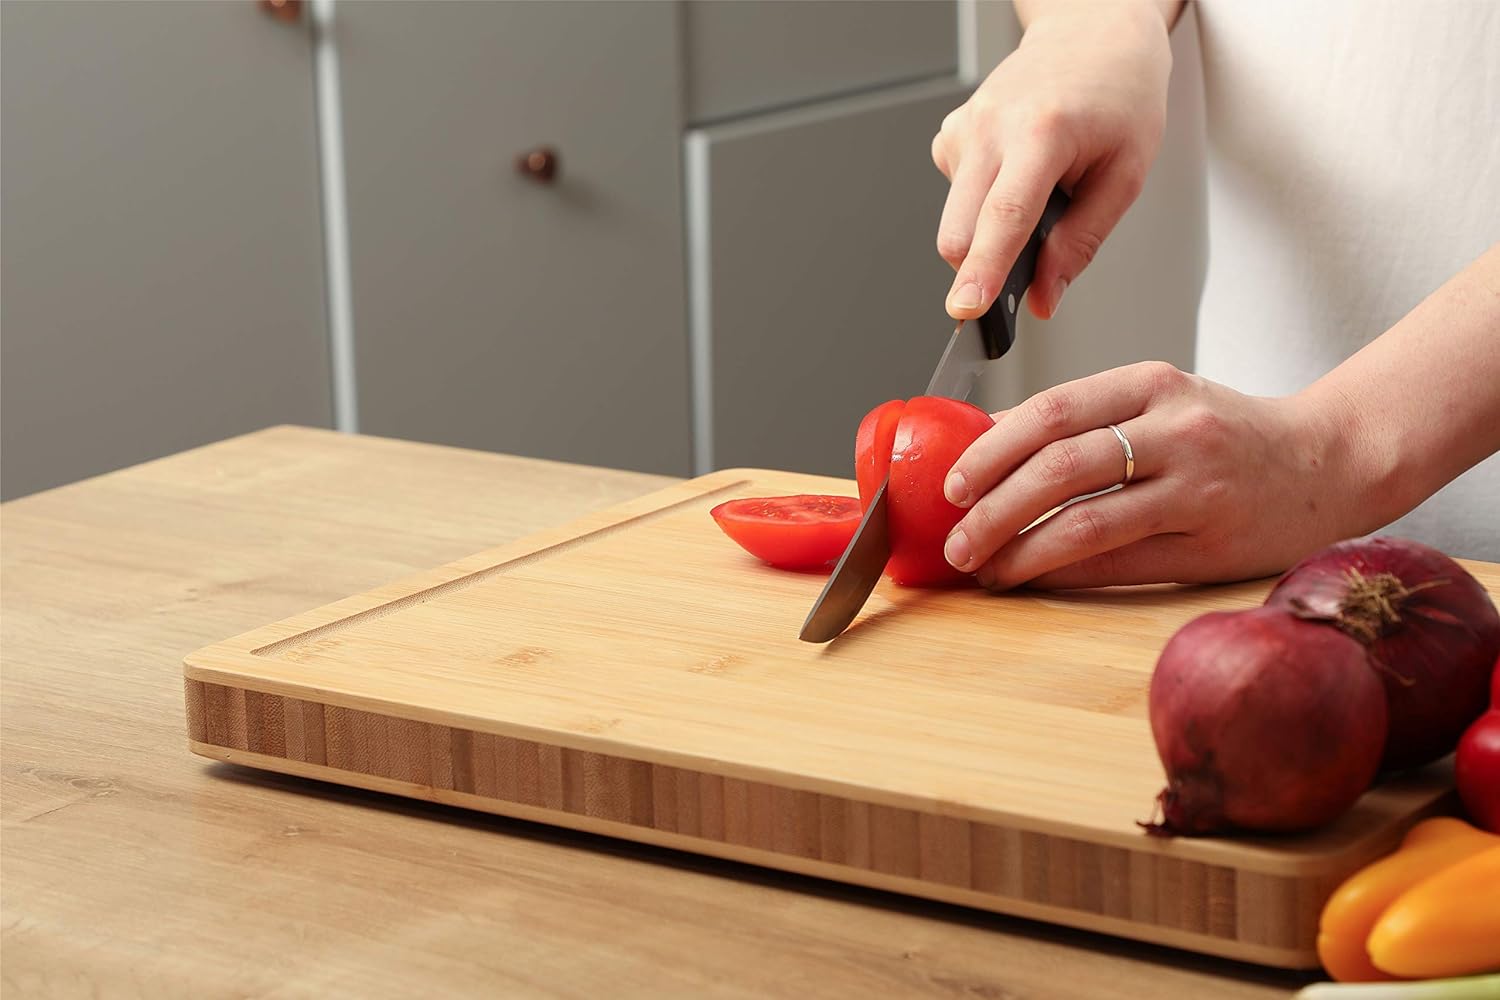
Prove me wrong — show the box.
[1007,293,1016,314]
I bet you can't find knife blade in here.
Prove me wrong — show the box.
[798,186,1070,644]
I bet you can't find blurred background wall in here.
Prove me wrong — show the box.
[0,0,1205,500]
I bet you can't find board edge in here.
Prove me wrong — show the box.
[186,737,1326,971]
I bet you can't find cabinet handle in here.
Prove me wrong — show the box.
[516,147,559,184]
[259,0,302,22]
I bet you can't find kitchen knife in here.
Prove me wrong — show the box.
[798,186,1070,643]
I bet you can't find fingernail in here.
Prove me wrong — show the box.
[945,528,972,571]
[1049,278,1069,315]
[944,469,970,506]
[950,282,982,311]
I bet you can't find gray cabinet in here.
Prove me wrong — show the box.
[692,80,969,478]
[335,0,693,476]
[683,0,958,124]
[2,0,963,495]
[0,0,331,500]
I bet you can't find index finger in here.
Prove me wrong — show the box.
[945,143,1067,319]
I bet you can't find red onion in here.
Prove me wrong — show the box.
[1144,607,1388,835]
[1266,536,1500,771]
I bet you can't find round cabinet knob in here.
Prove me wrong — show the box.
[516,147,559,184]
[260,0,303,21]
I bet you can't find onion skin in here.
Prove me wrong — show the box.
[1146,607,1388,835]
[1266,537,1500,771]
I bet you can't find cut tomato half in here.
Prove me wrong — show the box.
[885,396,994,586]
[710,494,861,570]
[854,399,905,511]
[854,395,995,587]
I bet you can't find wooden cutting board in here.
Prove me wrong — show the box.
[183,469,1493,969]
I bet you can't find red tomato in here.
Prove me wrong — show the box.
[854,399,905,511]
[1456,655,1500,833]
[710,495,861,570]
[854,395,995,587]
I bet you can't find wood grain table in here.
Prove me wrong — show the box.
[1,426,1317,998]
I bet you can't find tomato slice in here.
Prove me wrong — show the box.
[854,399,905,511]
[710,495,861,570]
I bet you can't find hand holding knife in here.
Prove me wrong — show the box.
[798,187,1071,643]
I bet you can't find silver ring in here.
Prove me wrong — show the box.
[1108,424,1135,485]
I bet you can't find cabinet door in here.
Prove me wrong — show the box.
[693,80,971,477]
[337,1,691,476]
[0,1,331,500]
[683,0,957,124]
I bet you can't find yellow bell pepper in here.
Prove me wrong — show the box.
[1367,845,1500,979]
[1319,817,1500,982]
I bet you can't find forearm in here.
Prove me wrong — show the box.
[1015,0,1184,32]
[1302,243,1500,531]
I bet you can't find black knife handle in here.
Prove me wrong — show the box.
[976,186,1071,360]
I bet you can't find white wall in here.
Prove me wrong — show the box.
[972,2,1207,410]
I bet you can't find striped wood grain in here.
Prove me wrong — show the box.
[188,678,1373,967]
[185,469,1483,969]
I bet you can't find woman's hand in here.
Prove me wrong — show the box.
[932,0,1176,320]
[940,362,1378,590]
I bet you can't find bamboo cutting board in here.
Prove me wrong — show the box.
[183,469,1490,969]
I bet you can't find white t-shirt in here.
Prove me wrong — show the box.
[1193,0,1499,560]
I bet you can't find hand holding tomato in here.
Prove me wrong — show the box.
[941,361,1395,590]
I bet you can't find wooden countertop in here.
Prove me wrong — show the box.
[1,426,1314,998]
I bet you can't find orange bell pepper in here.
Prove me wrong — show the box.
[1318,817,1500,981]
[1367,845,1500,979]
